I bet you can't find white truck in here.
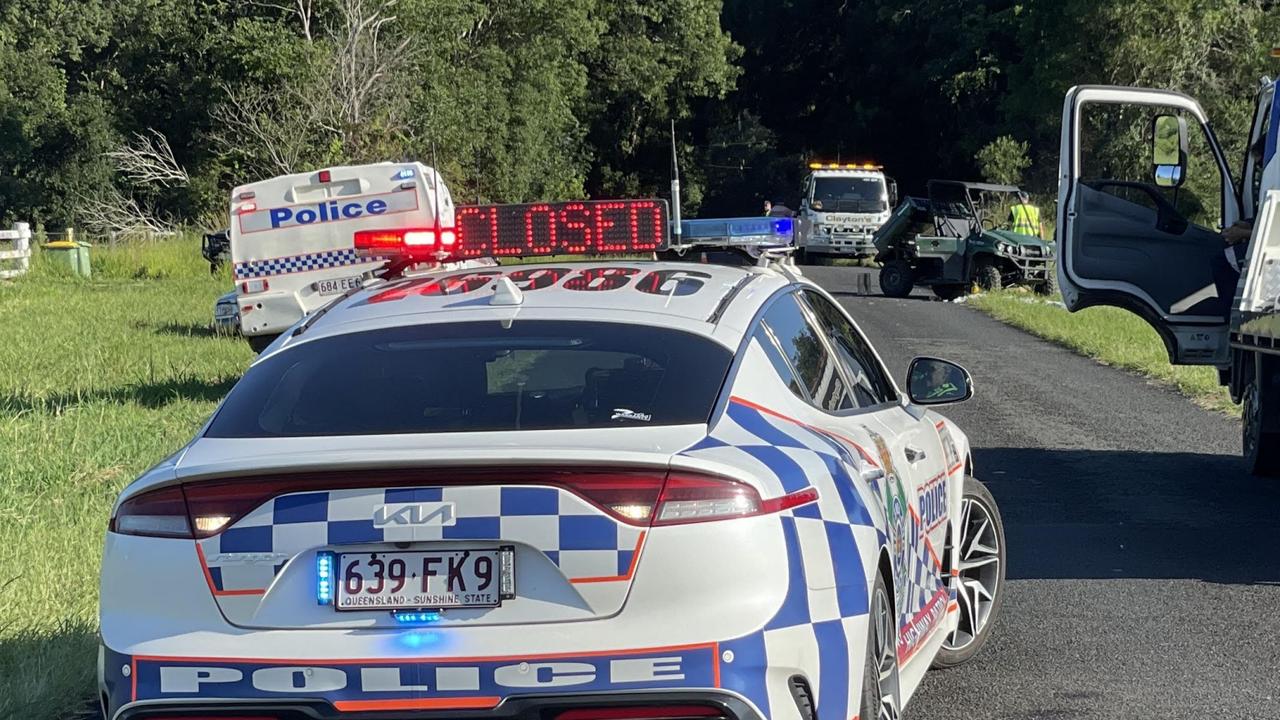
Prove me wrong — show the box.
[1056,74,1280,475]
[224,162,455,352]
[795,162,896,263]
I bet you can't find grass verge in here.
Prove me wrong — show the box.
[0,237,251,719]
[968,291,1237,415]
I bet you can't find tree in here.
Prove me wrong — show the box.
[975,135,1030,186]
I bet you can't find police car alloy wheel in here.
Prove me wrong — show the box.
[934,476,1005,668]
[863,572,901,720]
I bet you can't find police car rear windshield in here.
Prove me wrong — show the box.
[206,321,732,437]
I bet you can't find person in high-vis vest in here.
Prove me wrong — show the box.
[1009,191,1044,238]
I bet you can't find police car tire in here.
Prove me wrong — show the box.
[861,570,901,720]
[933,476,1005,670]
[879,260,914,298]
[974,260,1002,292]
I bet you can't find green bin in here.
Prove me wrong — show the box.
[43,240,92,278]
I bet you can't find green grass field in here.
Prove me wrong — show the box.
[969,292,1237,415]
[0,238,252,719]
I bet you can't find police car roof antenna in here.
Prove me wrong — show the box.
[670,120,682,248]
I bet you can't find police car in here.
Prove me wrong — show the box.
[228,161,495,352]
[100,199,1005,720]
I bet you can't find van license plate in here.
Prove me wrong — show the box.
[314,276,362,295]
[334,548,515,611]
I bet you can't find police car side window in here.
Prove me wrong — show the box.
[758,294,855,412]
[802,291,897,406]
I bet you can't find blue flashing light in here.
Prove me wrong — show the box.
[316,552,334,605]
[393,610,442,625]
[772,218,794,236]
[395,168,416,180]
[398,630,443,650]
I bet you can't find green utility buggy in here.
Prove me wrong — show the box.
[873,180,1056,299]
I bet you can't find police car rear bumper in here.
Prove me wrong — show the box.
[112,690,763,720]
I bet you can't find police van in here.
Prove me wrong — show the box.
[226,162,457,351]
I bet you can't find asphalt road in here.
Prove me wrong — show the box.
[804,265,1280,720]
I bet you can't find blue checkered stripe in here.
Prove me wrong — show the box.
[682,399,882,720]
[198,486,643,593]
[233,248,379,280]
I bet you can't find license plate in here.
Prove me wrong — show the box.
[214,304,237,318]
[314,275,362,296]
[334,548,515,611]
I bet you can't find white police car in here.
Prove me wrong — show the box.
[100,199,1004,720]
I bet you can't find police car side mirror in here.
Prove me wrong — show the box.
[906,357,974,405]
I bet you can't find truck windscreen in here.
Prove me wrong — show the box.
[812,177,886,213]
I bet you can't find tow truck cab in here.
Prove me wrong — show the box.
[1057,77,1280,475]
[227,162,454,352]
[796,163,896,261]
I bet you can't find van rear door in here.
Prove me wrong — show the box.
[230,163,448,338]
[1057,86,1238,365]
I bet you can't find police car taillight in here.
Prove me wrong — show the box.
[653,474,818,526]
[110,486,191,538]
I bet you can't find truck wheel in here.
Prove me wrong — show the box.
[975,259,1002,292]
[1243,360,1280,477]
[879,260,915,298]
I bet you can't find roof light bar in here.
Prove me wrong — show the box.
[396,167,416,180]
[318,169,332,183]
[808,162,883,170]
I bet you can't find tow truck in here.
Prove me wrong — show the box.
[1056,66,1280,475]
[795,162,897,263]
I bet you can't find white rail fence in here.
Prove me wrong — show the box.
[0,222,31,279]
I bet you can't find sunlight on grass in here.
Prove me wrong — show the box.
[969,292,1237,416]
[0,237,251,719]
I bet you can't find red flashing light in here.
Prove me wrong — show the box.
[318,169,332,183]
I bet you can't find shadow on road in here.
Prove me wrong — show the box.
[976,446,1280,585]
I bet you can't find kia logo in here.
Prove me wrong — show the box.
[372,502,457,527]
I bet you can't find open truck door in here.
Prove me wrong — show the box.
[1057,86,1241,365]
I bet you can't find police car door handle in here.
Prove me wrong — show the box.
[859,466,885,484]
[905,445,927,463]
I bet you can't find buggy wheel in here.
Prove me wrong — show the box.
[1033,267,1057,296]
[974,259,1002,292]
[879,260,914,298]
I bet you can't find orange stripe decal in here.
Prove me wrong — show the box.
[194,543,266,597]
[334,697,500,712]
[571,531,647,584]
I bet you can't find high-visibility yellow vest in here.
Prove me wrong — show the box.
[1010,203,1041,237]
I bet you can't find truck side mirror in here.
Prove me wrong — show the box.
[1151,114,1188,188]
[887,179,899,208]
[810,200,824,211]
